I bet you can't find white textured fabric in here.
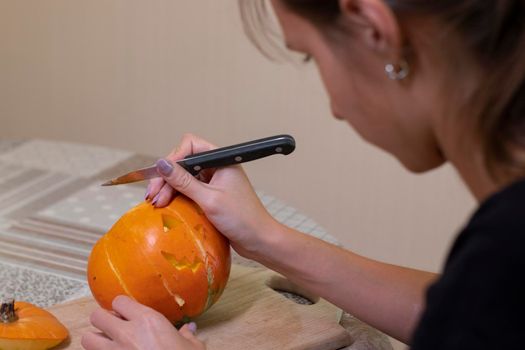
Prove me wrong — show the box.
[37,181,145,232]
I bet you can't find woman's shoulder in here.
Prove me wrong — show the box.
[410,178,525,349]
[468,177,525,232]
[446,177,525,270]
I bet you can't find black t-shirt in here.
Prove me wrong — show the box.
[411,178,525,349]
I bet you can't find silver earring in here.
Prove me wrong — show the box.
[385,60,410,80]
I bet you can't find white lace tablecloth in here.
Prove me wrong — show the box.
[0,139,392,350]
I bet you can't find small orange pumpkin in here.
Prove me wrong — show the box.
[0,299,68,350]
[87,195,231,323]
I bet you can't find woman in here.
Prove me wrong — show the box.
[81,0,525,349]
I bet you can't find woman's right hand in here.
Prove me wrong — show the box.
[145,133,278,260]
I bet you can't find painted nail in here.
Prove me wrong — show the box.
[188,322,197,334]
[156,159,174,177]
[151,194,160,206]
[144,183,152,201]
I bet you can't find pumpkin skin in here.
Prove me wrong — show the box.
[87,195,231,323]
[0,300,69,350]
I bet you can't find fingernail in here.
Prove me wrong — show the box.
[156,159,174,177]
[151,194,160,206]
[144,183,152,200]
[188,322,197,334]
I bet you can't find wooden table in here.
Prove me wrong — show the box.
[0,139,392,350]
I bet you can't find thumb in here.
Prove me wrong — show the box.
[179,322,198,340]
[156,159,207,202]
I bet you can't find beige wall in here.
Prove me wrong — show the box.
[1,0,476,280]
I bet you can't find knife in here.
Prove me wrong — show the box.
[101,134,296,186]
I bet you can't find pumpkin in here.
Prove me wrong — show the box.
[87,195,231,323]
[0,299,68,350]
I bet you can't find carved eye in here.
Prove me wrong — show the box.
[162,214,182,232]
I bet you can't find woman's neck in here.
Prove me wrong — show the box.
[431,81,509,203]
[450,152,499,203]
[433,111,504,203]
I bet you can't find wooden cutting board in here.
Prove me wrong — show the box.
[48,264,352,350]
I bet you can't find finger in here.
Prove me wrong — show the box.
[145,178,165,201]
[166,133,217,162]
[112,295,155,321]
[109,310,125,320]
[179,322,198,340]
[81,331,113,350]
[153,182,175,207]
[89,308,125,340]
[156,160,209,204]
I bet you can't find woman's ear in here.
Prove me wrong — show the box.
[339,0,403,59]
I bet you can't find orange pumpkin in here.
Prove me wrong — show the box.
[87,195,231,323]
[0,299,68,350]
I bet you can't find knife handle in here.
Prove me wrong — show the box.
[177,134,295,176]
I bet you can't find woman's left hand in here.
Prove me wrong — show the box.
[81,296,205,350]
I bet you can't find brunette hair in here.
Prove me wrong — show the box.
[239,0,525,180]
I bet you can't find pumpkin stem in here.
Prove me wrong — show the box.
[0,299,18,323]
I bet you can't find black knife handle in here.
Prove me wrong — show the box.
[177,134,295,175]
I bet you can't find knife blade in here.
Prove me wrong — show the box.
[101,134,295,186]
